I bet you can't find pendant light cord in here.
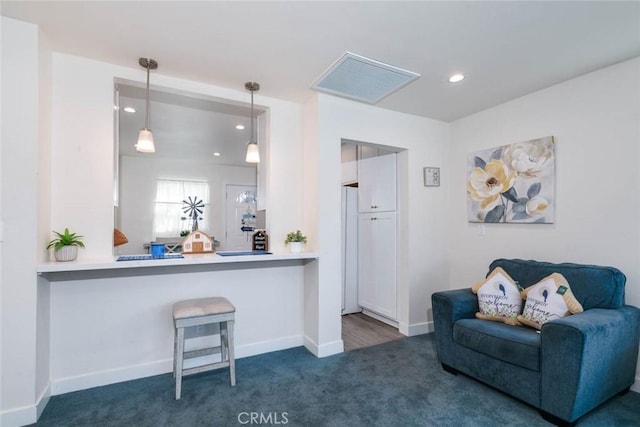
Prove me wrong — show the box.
[144,63,150,130]
[250,88,255,143]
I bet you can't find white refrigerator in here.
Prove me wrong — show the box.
[341,186,360,314]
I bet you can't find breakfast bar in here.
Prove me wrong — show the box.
[37,252,318,280]
[36,252,338,396]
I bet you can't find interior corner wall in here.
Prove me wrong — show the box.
[300,95,322,350]
[1,17,40,426]
[448,57,640,386]
[315,94,449,335]
[35,24,53,417]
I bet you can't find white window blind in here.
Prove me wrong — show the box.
[153,179,210,237]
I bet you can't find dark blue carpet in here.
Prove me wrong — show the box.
[32,334,640,426]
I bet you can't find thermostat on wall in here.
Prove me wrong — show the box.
[424,167,440,187]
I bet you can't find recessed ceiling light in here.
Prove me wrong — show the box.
[123,107,136,113]
[449,74,464,83]
[235,124,245,130]
[213,152,221,156]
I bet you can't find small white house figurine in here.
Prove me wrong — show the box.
[180,230,215,254]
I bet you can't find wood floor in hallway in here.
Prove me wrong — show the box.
[342,312,405,351]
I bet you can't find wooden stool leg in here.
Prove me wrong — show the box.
[175,326,185,399]
[172,325,178,379]
[220,322,228,362]
[227,319,236,386]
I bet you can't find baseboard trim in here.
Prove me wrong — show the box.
[0,404,37,427]
[36,382,51,419]
[361,309,398,328]
[52,359,171,395]
[235,335,304,359]
[303,335,344,357]
[51,335,304,396]
[398,321,432,337]
[0,382,51,427]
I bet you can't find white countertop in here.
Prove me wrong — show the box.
[37,252,319,274]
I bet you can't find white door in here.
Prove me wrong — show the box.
[224,184,257,251]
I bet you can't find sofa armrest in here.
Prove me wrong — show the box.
[540,305,640,422]
[432,288,478,321]
[431,289,478,367]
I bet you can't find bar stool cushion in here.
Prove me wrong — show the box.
[173,297,235,320]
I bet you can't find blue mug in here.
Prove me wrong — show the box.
[151,243,165,258]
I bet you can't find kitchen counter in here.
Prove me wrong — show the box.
[37,251,319,281]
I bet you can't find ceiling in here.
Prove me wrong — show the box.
[117,83,258,164]
[2,1,640,122]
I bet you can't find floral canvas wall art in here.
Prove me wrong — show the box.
[467,136,555,223]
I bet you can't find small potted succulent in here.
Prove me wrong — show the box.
[47,228,85,262]
[284,230,307,253]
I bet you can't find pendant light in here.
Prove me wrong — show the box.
[136,57,158,153]
[245,81,260,163]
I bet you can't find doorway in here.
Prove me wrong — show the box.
[342,313,404,351]
[224,184,257,251]
[340,139,405,351]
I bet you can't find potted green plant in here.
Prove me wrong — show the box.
[47,228,85,262]
[284,230,307,253]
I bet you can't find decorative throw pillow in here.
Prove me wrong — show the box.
[472,267,523,325]
[517,273,583,330]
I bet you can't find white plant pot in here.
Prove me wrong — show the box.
[288,242,303,253]
[54,245,78,262]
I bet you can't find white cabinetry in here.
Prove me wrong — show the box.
[357,211,397,320]
[358,153,397,212]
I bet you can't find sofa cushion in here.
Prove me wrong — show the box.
[489,259,625,310]
[471,267,523,325]
[517,273,583,330]
[454,318,541,371]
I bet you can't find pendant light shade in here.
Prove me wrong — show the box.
[136,129,155,153]
[245,142,260,163]
[245,81,260,163]
[136,57,158,153]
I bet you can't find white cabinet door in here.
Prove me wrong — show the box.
[358,153,397,213]
[357,211,397,320]
[357,214,377,312]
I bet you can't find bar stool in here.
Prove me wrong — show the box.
[172,297,236,400]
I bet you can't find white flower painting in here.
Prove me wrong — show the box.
[467,136,555,223]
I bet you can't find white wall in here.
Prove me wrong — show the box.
[449,57,640,388]
[0,17,43,426]
[51,52,303,259]
[310,94,450,336]
[49,265,304,394]
[35,25,53,419]
[117,155,255,254]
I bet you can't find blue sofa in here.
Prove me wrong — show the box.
[432,259,640,425]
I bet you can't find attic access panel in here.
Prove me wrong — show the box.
[311,52,420,104]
